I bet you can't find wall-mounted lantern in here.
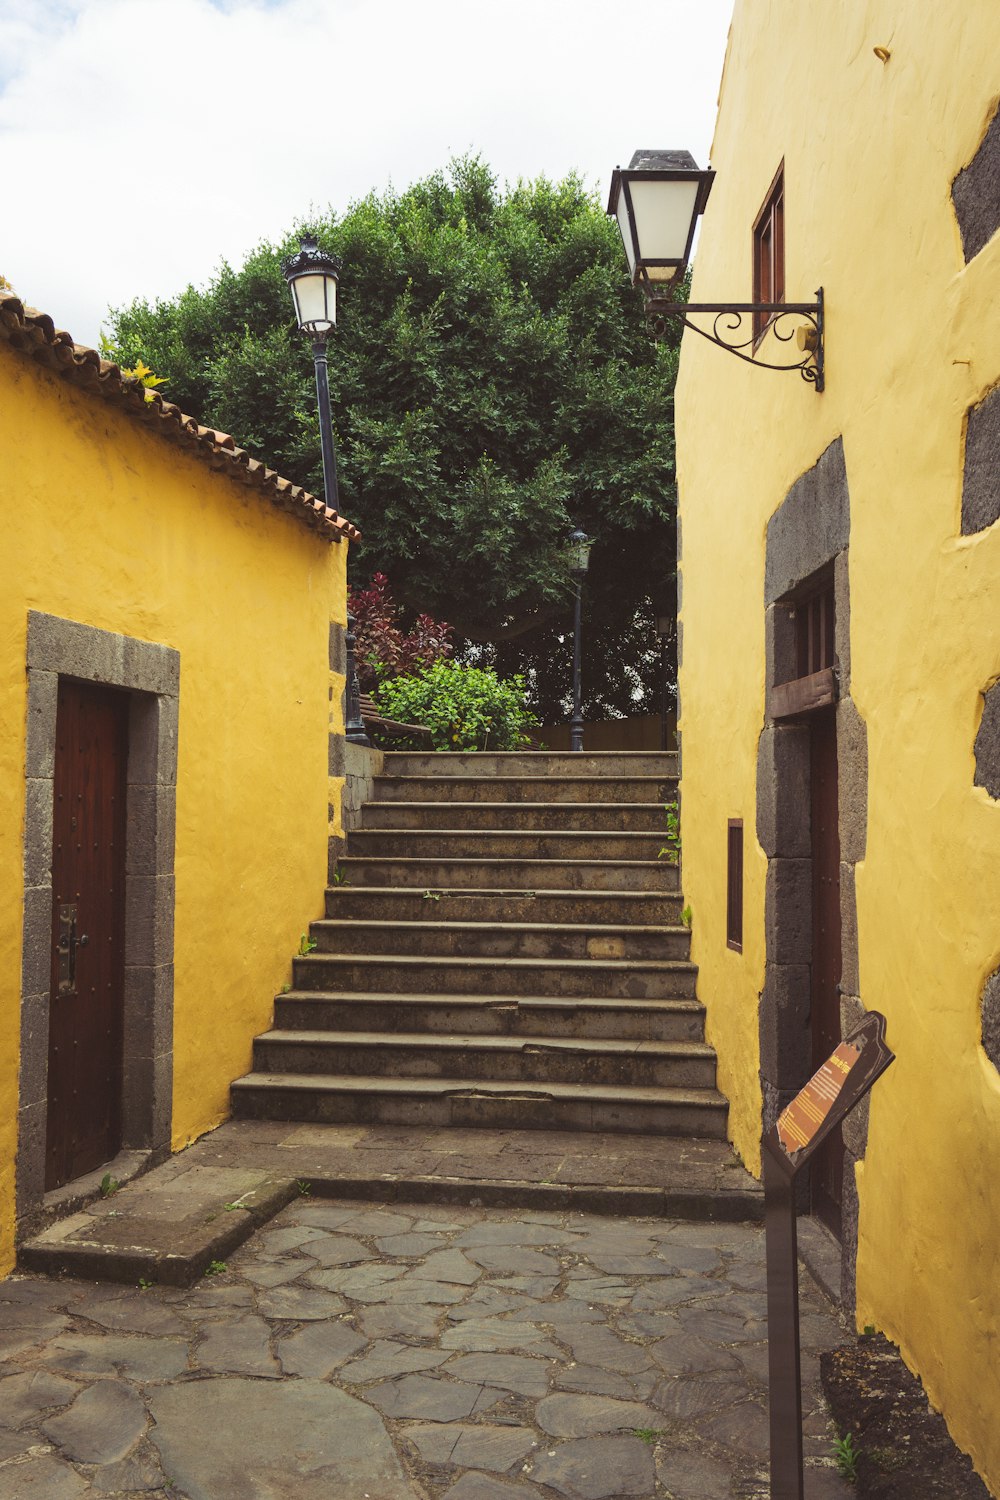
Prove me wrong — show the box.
[608,150,825,391]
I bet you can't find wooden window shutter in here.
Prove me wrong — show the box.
[727,820,744,952]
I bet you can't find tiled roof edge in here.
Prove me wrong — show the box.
[0,292,360,544]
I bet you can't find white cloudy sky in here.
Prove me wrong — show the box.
[0,0,733,349]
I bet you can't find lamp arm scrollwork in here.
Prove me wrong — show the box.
[645,288,825,392]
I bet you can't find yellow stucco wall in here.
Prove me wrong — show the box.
[0,349,348,1276]
[676,2,1000,1486]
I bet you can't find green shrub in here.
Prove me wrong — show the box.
[374,661,537,751]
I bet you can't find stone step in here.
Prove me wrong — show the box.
[346,828,671,862]
[373,775,677,805]
[274,991,707,1041]
[337,857,678,892]
[229,1071,729,1137]
[291,952,697,999]
[360,801,672,832]
[308,918,690,961]
[324,886,685,925]
[251,1030,718,1089]
[383,751,678,778]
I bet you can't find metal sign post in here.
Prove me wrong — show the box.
[763,1011,895,1500]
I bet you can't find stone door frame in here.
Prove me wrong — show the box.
[18,612,179,1228]
[756,437,871,1309]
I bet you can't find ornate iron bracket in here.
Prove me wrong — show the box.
[645,287,824,392]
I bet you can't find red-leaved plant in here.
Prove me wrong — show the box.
[348,573,453,690]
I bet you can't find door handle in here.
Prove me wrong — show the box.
[56,905,86,996]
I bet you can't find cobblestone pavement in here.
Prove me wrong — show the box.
[0,1199,854,1500]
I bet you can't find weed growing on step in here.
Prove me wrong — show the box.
[681,904,693,928]
[138,1277,153,1291]
[659,801,681,864]
[297,1180,312,1196]
[330,865,349,886]
[99,1173,120,1197]
[422,889,442,901]
[297,932,317,956]
[279,983,291,994]
[833,1431,860,1482]
[632,1428,665,1446]
[203,1260,227,1277]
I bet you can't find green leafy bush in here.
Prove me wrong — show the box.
[375,661,536,751]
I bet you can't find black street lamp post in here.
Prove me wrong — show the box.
[282,233,370,747]
[567,529,592,753]
[654,608,674,752]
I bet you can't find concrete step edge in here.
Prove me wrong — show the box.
[363,801,673,812]
[277,990,704,1010]
[312,919,687,938]
[382,752,678,760]
[259,1029,716,1057]
[232,1072,727,1108]
[20,1180,763,1282]
[326,886,680,898]
[17,1178,299,1289]
[296,953,696,974]
[349,829,669,841]
[338,857,675,870]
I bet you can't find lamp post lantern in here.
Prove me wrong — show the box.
[283,232,370,747]
[567,529,592,753]
[282,232,342,514]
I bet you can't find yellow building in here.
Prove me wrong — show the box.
[0,292,356,1276]
[673,2,1000,1488]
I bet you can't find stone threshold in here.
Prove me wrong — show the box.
[16,1119,764,1289]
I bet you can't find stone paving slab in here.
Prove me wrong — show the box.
[1,1194,852,1500]
[19,1171,299,1288]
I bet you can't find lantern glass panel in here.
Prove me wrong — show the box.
[616,194,637,279]
[292,271,337,333]
[629,177,700,280]
[568,532,592,574]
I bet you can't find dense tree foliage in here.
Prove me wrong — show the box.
[106,157,680,719]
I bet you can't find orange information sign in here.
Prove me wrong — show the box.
[777,1039,863,1158]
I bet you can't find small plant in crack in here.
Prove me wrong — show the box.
[632,1428,665,1446]
[203,1260,227,1277]
[99,1173,121,1197]
[297,1180,312,1196]
[659,801,681,864]
[297,932,317,956]
[833,1431,860,1482]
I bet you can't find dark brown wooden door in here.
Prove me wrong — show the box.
[46,680,128,1191]
[809,709,843,1236]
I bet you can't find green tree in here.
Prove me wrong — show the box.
[105,156,680,719]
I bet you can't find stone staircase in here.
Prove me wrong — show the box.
[231,751,728,1138]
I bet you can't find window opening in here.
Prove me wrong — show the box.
[727,820,744,952]
[753,165,785,344]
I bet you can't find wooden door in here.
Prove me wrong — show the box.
[46,680,128,1191]
[809,709,843,1236]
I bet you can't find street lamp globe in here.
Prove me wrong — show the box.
[282,232,340,337]
[567,528,592,579]
[607,150,715,296]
